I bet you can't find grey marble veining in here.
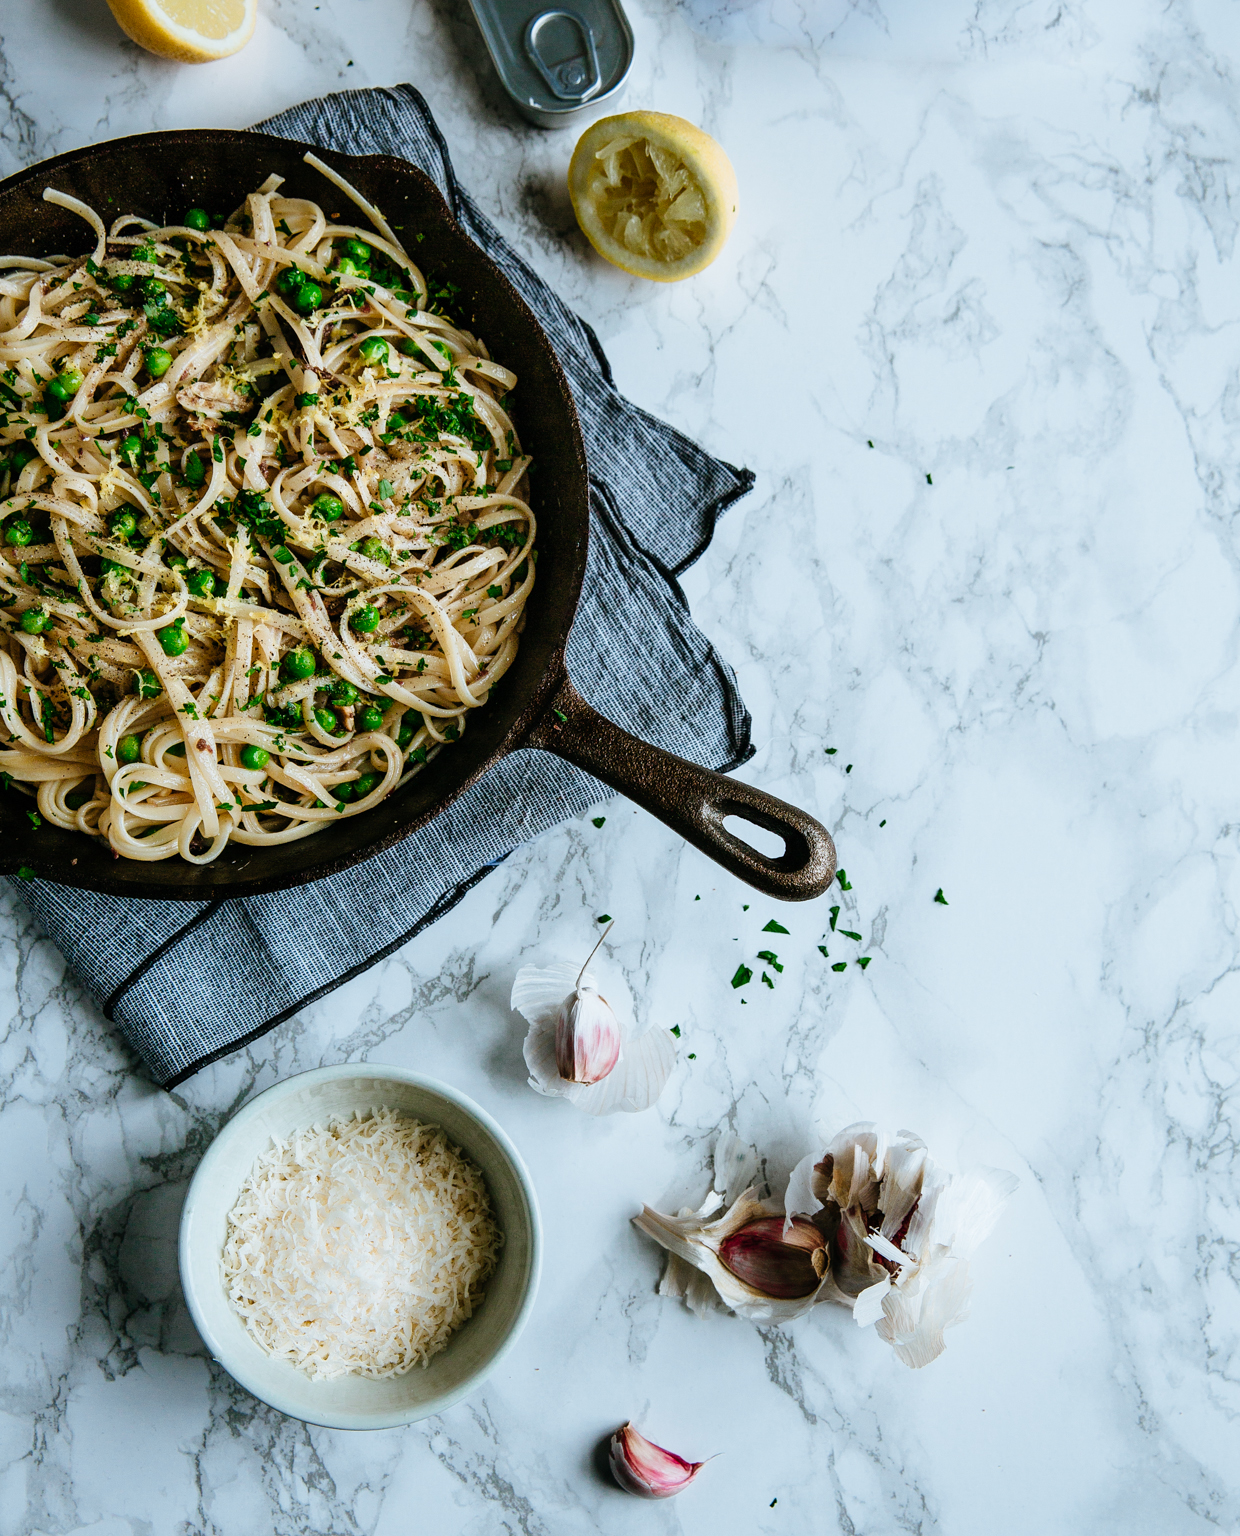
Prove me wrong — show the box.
[2,1,1239,1531]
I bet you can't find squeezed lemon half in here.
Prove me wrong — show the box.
[105,0,256,62]
[568,111,739,282]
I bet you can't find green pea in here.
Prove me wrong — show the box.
[5,520,33,547]
[313,705,340,735]
[183,451,206,487]
[132,244,156,263]
[311,492,343,522]
[157,621,188,657]
[184,208,210,231]
[329,679,359,706]
[109,510,137,539]
[343,239,371,263]
[239,743,270,771]
[358,336,389,366]
[358,537,390,566]
[141,278,167,306]
[353,771,381,797]
[99,557,126,576]
[292,281,323,316]
[145,347,173,378]
[396,710,418,748]
[275,266,306,297]
[10,443,37,472]
[335,257,364,279]
[186,568,216,598]
[334,779,357,802]
[116,734,142,766]
[395,337,419,355]
[281,647,316,681]
[47,368,83,403]
[119,435,142,464]
[356,702,384,733]
[19,608,50,635]
[110,273,135,293]
[352,604,380,632]
[132,668,161,699]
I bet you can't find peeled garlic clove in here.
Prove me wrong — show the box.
[554,983,621,1083]
[609,1423,705,1499]
[718,1216,827,1299]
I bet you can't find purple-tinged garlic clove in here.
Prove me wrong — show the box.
[554,983,621,1084]
[718,1216,827,1300]
[609,1423,705,1499]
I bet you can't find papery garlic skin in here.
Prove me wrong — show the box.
[785,1122,1016,1368]
[554,982,621,1083]
[634,1133,833,1324]
[512,962,676,1115]
[609,1423,705,1499]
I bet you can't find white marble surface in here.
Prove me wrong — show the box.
[2,0,1239,1531]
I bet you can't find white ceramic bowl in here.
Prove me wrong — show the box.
[178,1063,542,1430]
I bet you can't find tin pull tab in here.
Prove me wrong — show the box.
[523,10,603,103]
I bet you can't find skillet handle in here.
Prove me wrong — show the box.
[524,677,837,901]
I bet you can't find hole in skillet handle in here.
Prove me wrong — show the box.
[722,814,786,862]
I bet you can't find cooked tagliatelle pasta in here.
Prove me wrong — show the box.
[0,155,535,864]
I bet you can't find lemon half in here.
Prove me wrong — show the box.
[106,0,256,62]
[568,111,739,282]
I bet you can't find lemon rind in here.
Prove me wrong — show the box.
[106,0,256,62]
[568,112,739,283]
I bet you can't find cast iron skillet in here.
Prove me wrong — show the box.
[0,130,836,902]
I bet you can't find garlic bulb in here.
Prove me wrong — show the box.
[784,1122,1016,1368]
[609,1423,706,1499]
[632,1133,833,1323]
[511,959,676,1116]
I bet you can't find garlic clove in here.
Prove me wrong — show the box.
[513,961,675,1115]
[555,983,621,1083]
[635,1190,831,1323]
[609,1423,705,1499]
[718,1216,827,1299]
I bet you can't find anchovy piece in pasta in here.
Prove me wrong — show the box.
[0,161,535,864]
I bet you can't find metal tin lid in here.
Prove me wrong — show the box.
[467,0,634,128]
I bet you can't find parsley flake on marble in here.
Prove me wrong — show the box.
[762,919,789,934]
[934,888,948,905]
[731,964,752,989]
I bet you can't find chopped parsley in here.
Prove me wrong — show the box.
[670,1025,681,1038]
[836,869,852,891]
[832,961,847,972]
[840,929,862,942]
[756,950,783,972]
[934,888,948,905]
[591,816,605,827]
[731,964,752,989]
[596,913,611,923]
[762,919,789,934]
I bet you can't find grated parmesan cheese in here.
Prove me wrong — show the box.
[221,1108,502,1380]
